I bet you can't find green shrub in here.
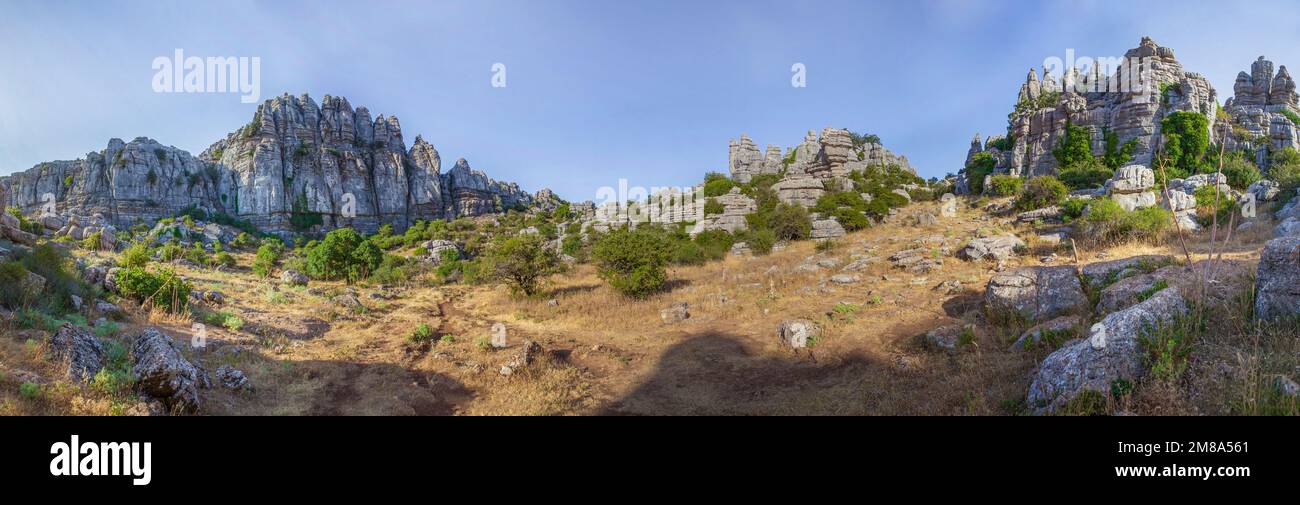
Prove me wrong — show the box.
[80,230,103,251]
[765,203,812,241]
[1214,153,1262,190]
[0,261,36,308]
[183,243,210,267]
[1058,158,1114,190]
[157,242,184,262]
[1015,176,1069,211]
[253,243,280,277]
[19,382,42,400]
[485,234,563,297]
[1052,120,1095,169]
[1076,199,1170,246]
[214,252,237,268]
[1060,198,1089,222]
[703,177,736,198]
[593,227,673,298]
[231,232,253,250]
[1159,111,1210,176]
[703,198,724,216]
[1193,184,1239,226]
[115,267,191,312]
[1269,148,1300,200]
[738,228,776,255]
[15,243,89,313]
[121,242,151,269]
[986,175,1023,196]
[965,152,996,194]
[410,323,435,343]
[305,228,365,280]
[1101,127,1138,169]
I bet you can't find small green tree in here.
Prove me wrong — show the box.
[593,227,672,298]
[1160,111,1210,178]
[487,234,563,297]
[1052,120,1095,169]
[253,243,280,277]
[1015,176,1069,211]
[305,228,364,280]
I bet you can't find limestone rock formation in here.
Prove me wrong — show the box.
[0,93,538,236]
[964,37,1219,181]
[1255,236,1300,321]
[1105,164,1157,211]
[699,188,756,233]
[984,266,1087,324]
[1026,287,1187,414]
[47,323,105,382]
[131,328,210,413]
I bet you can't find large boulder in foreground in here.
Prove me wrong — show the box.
[1256,236,1300,322]
[131,328,209,413]
[47,323,105,382]
[985,266,1087,324]
[1026,287,1187,414]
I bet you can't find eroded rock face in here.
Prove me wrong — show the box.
[960,235,1025,262]
[699,188,756,233]
[772,175,825,207]
[1106,165,1158,212]
[966,38,1218,180]
[1026,287,1187,414]
[810,218,846,241]
[48,323,105,382]
[131,328,209,413]
[1256,236,1300,321]
[0,93,537,235]
[985,266,1087,323]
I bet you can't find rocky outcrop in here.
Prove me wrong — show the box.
[1255,236,1300,321]
[965,37,1219,180]
[1026,287,1187,414]
[47,323,105,382]
[1223,57,1300,158]
[699,188,755,233]
[131,328,209,413]
[1,93,538,236]
[985,266,1087,323]
[772,175,825,207]
[959,234,1025,262]
[1105,165,1157,212]
[810,218,846,241]
[727,134,784,183]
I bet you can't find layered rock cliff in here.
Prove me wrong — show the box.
[965,37,1219,181]
[0,93,547,235]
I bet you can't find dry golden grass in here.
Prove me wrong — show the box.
[0,197,1291,416]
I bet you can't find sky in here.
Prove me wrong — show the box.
[3,0,1300,201]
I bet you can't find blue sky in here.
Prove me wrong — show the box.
[3,0,1300,201]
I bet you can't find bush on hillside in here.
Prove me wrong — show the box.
[115,267,191,312]
[485,233,563,297]
[986,175,1023,196]
[1015,176,1069,211]
[592,227,673,298]
[1075,199,1170,246]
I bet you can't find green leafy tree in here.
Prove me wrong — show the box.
[305,228,365,280]
[1160,111,1210,178]
[593,227,673,298]
[487,234,563,297]
[1052,120,1095,169]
